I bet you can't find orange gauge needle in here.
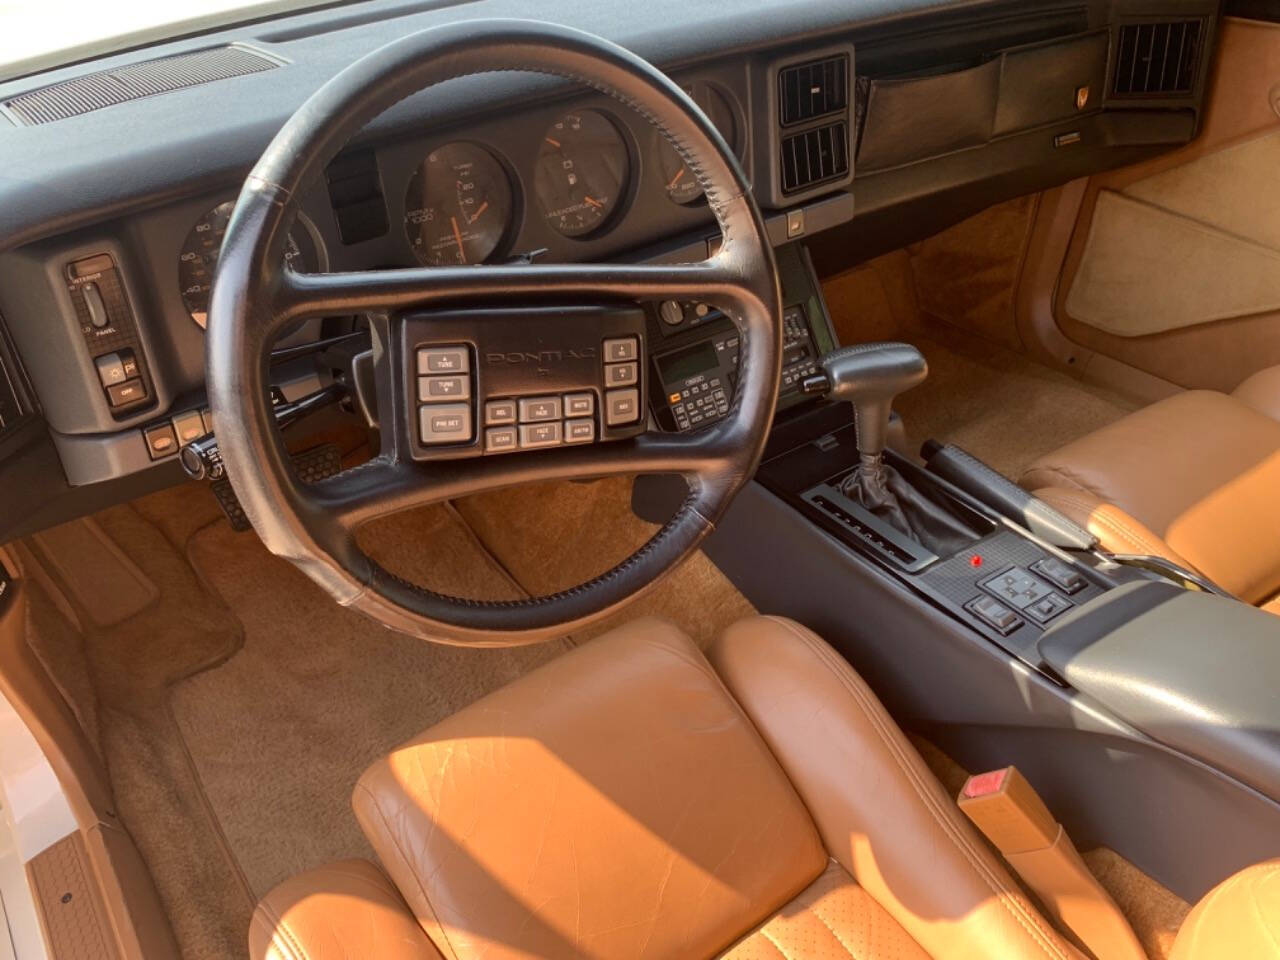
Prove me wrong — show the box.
[545,136,561,147]
[667,167,686,189]
[450,216,466,264]
[468,200,489,224]
[583,196,604,209]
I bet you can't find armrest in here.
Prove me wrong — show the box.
[1039,582,1280,800]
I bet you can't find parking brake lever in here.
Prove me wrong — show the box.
[179,383,346,480]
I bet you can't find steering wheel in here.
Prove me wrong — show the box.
[207,19,782,646]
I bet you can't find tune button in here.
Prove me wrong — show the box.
[417,346,469,375]
[418,375,470,402]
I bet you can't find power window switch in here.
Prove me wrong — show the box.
[564,418,595,444]
[106,378,147,408]
[1026,593,1072,624]
[172,410,206,444]
[95,353,127,387]
[965,594,1022,635]
[143,423,178,460]
[1031,557,1087,595]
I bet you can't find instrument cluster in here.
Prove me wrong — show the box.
[174,81,742,324]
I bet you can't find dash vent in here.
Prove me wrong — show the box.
[0,315,35,438]
[780,121,849,195]
[2,45,281,126]
[778,54,849,127]
[1112,20,1203,97]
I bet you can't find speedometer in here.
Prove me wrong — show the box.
[404,142,514,265]
[535,110,629,238]
[177,201,324,328]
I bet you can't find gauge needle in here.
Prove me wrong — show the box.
[468,200,489,225]
[450,216,466,264]
[667,167,686,189]
[583,196,604,209]
[545,136,561,147]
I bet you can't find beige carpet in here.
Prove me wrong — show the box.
[171,501,571,902]
[823,263,1138,479]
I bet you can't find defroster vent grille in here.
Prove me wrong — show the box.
[3,45,281,125]
[1112,20,1203,97]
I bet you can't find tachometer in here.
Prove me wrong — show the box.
[657,85,739,205]
[404,142,514,265]
[178,201,323,328]
[535,110,629,238]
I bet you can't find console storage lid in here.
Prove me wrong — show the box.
[1039,582,1280,801]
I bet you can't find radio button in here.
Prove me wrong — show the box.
[603,337,638,363]
[417,346,469,375]
[519,422,562,448]
[564,392,594,417]
[606,388,640,426]
[605,361,638,387]
[484,399,517,425]
[565,418,595,444]
[518,396,561,423]
[485,426,518,453]
[419,404,472,444]
[418,375,470,402]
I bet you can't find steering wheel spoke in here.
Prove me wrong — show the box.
[277,257,745,325]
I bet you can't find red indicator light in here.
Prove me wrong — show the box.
[969,554,984,568]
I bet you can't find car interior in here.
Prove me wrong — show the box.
[1,1,1279,958]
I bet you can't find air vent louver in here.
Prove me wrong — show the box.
[3,45,280,126]
[780,121,849,195]
[779,54,849,127]
[1112,20,1203,97]
[0,317,35,437]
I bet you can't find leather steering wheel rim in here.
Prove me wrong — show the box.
[207,19,782,646]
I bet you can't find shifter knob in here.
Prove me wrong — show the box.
[805,342,927,460]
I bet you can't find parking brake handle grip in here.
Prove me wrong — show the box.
[924,442,1097,551]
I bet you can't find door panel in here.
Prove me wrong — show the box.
[1051,17,1280,392]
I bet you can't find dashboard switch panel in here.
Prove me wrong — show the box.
[65,254,153,418]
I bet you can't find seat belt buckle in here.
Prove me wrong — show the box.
[957,766,1149,960]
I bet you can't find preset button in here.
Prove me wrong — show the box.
[419,403,472,444]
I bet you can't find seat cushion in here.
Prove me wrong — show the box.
[709,617,1080,960]
[1232,364,1280,423]
[353,617,828,960]
[719,860,930,959]
[249,859,442,960]
[1021,389,1280,605]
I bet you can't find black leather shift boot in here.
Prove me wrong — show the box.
[840,457,980,558]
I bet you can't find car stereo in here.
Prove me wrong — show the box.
[650,304,821,432]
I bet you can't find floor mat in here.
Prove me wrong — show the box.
[895,322,1139,479]
[454,476,756,648]
[171,501,570,902]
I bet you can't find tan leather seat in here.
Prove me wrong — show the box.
[1022,366,1280,615]
[248,616,1278,959]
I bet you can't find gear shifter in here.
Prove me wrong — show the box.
[804,343,979,558]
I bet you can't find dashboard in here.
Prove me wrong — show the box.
[0,0,1221,541]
